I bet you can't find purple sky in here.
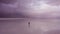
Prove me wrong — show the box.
[0,0,60,18]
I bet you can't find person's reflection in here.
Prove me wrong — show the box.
[44,30,60,34]
[28,22,30,28]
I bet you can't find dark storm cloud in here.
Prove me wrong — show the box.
[0,0,30,18]
[0,4,26,18]
[0,0,17,4]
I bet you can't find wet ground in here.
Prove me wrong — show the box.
[0,18,60,34]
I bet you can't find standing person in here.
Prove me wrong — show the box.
[28,22,30,28]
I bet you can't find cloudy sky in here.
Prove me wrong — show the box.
[0,0,60,18]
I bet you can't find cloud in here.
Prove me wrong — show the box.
[0,0,28,18]
[0,0,60,18]
[0,0,17,4]
[0,0,35,17]
[44,0,60,6]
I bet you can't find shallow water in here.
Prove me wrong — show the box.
[0,18,60,34]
